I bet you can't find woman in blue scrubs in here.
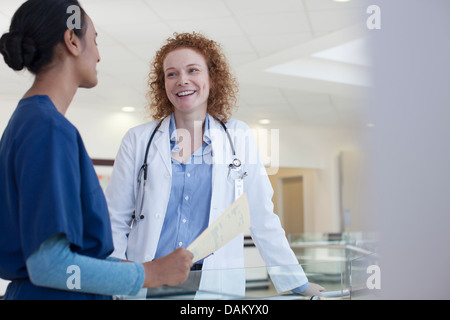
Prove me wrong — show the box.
[0,0,192,300]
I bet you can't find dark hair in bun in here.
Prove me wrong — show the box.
[0,0,87,74]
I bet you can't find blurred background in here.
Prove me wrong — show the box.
[3,0,449,300]
[0,0,371,235]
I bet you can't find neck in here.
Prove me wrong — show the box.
[23,63,78,116]
[173,109,207,134]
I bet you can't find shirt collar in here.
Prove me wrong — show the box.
[169,113,212,152]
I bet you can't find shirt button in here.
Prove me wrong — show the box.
[182,219,187,223]
[185,195,189,201]
[186,173,191,177]
[178,242,183,247]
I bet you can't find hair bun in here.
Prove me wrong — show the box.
[0,32,37,71]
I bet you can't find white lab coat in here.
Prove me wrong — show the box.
[105,115,308,296]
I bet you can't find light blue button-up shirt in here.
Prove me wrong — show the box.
[154,113,212,262]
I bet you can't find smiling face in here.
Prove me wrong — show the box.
[163,47,211,117]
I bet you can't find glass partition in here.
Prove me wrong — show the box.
[121,262,348,300]
[119,232,379,300]
[288,232,379,300]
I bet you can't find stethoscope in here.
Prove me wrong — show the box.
[130,117,247,229]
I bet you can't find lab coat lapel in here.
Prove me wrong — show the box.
[152,117,172,174]
[208,116,231,223]
[209,115,228,167]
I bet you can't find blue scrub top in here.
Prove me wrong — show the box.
[0,96,114,300]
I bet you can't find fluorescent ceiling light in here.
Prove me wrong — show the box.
[265,58,370,87]
[312,38,371,67]
[265,38,371,87]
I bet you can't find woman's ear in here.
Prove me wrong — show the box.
[63,28,81,57]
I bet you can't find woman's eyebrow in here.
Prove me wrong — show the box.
[165,64,203,72]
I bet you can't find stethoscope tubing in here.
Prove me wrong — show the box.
[131,117,244,227]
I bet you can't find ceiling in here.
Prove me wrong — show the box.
[0,0,371,129]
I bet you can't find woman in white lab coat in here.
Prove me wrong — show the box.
[105,32,323,297]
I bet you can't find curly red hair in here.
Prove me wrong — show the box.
[146,32,238,122]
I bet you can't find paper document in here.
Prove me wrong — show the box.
[187,193,250,263]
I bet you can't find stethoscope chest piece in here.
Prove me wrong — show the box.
[230,158,241,170]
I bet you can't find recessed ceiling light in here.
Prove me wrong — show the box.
[333,0,352,2]
[121,106,135,113]
[259,119,271,125]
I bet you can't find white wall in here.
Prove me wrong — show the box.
[276,125,364,232]
[66,104,147,159]
[0,96,17,131]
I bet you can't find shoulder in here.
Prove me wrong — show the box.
[7,97,83,172]
[13,96,78,145]
[224,118,250,130]
[210,116,251,131]
[220,118,254,140]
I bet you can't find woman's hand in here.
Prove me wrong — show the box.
[297,282,325,297]
[142,248,193,288]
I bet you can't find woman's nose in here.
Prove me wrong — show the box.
[178,72,189,85]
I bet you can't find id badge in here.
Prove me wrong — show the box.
[234,178,244,201]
